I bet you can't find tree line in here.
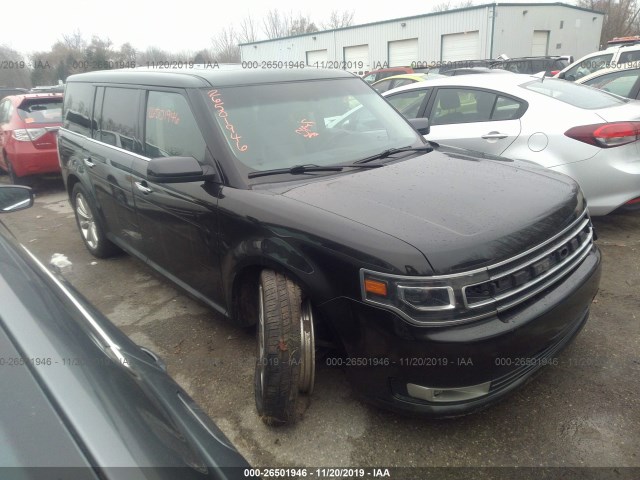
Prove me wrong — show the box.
[0,9,354,88]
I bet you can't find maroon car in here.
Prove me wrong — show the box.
[0,93,63,184]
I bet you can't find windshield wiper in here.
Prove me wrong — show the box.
[248,163,383,179]
[354,145,434,164]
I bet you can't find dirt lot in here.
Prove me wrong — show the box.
[2,176,639,478]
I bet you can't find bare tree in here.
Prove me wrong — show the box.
[433,0,473,12]
[238,15,259,44]
[212,27,240,63]
[577,0,640,47]
[62,30,86,50]
[263,9,292,39]
[322,10,355,29]
[290,15,318,36]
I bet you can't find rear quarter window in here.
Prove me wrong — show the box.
[521,78,628,109]
[63,83,95,135]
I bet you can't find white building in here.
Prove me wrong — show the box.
[240,2,603,73]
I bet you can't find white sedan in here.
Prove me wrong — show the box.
[379,74,640,215]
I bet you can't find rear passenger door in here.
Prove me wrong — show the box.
[130,89,223,307]
[423,87,524,156]
[87,86,143,254]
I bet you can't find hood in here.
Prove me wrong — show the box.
[278,147,584,274]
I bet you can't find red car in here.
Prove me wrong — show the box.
[0,93,63,184]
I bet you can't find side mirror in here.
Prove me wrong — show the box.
[147,156,217,184]
[557,71,566,79]
[0,185,34,213]
[409,117,430,135]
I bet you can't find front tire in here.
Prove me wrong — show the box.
[255,270,315,425]
[72,183,119,258]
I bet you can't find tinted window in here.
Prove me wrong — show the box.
[386,89,430,118]
[145,91,206,162]
[98,88,141,153]
[522,78,627,109]
[63,82,95,135]
[583,69,640,98]
[17,98,63,124]
[393,79,415,89]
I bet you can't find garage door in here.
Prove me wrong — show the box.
[344,45,369,73]
[441,32,480,62]
[531,31,549,56]
[306,49,328,67]
[389,38,418,67]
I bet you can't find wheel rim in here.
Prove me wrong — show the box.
[75,193,98,250]
[299,299,315,394]
[257,284,266,394]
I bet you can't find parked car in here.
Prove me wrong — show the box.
[30,84,65,93]
[0,184,251,475]
[435,59,498,74]
[0,93,63,184]
[59,67,601,425]
[363,66,414,83]
[575,62,640,99]
[383,74,640,215]
[371,73,432,93]
[491,56,570,75]
[0,87,28,100]
[441,67,512,76]
[557,44,640,81]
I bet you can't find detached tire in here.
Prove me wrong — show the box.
[255,270,305,425]
[72,183,119,258]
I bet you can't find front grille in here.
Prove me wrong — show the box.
[463,209,593,314]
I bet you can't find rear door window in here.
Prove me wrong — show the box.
[97,88,142,153]
[431,88,497,125]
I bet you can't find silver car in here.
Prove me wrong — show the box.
[382,74,640,215]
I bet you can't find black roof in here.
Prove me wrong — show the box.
[66,67,355,88]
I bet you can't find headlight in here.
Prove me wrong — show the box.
[359,268,491,325]
[396,285,455,311]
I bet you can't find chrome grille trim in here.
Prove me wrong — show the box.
[463,213,593,311]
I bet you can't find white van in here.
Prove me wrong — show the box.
[556,43,640,81]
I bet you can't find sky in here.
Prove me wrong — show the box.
[0,0,571,57]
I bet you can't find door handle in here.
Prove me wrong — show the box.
[83,157,95,168]
[135,181,152,194]
[481,132,508,140]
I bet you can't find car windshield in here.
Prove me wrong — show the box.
[521,78,628,109]
[202,78,420,179]
[17,98,63,123]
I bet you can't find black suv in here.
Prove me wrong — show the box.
[58,67,601,425]
[491,56,570,75]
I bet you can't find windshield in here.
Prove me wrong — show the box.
[521,78,628,109]
[202,78,420,179]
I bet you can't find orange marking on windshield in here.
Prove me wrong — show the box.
[295,119,319,138]
[207,90,248,152]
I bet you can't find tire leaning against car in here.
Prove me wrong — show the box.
[72,183,119,258]
[255,269,305,425]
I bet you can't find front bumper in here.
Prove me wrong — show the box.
[318,245,601,417]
